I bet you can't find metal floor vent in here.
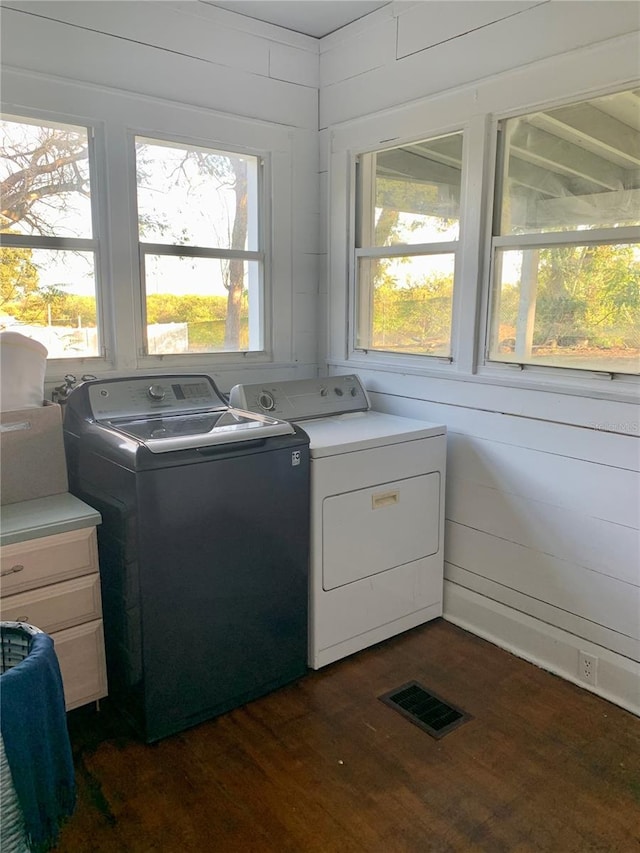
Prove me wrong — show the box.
[379,681,471,739]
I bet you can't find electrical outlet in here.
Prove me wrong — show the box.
[578,651,598,684]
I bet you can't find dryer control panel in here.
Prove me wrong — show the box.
[230,374,370,421]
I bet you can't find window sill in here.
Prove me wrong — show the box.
[330,353,640,411]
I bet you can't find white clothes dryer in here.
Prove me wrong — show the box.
[230,375,446,669]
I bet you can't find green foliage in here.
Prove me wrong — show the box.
[146,293,229,325]
[146,292,250,352]
[371,268,453,354]
[535,244,640,349]
[0,245,39,308]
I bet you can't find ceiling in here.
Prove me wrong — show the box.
[201,1,391,38]
[375,88,640,229]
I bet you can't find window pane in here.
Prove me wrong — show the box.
[359,132,462,247]
[0,247,99,358]
[498,90,640,236]
[136,138,259,250]
[356,254,454,356]
[0,117,92,238]
[489,244,640,373]
[143,254,262,354]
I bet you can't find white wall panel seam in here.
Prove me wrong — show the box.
[444,566,639,641]
[446,517,639,589]
[444,572,640,662]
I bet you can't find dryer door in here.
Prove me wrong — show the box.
[322,471,440,590]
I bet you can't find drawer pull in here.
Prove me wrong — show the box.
[372,490,399,510]
[0,420,31,433]
[1,564,25,577]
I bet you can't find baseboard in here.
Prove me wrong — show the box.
[443,581,640,718]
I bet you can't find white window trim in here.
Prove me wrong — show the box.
[328,61,640,405]
[0,108,114,373]
[347,124,471,373]
[131,132,269,362]
[475,105,640,402]
[2,67,296,384]
[129,129,276,370]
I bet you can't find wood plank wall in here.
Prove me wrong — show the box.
[2,0,638,714]
[0,0,322,386]
[320,3,640,713]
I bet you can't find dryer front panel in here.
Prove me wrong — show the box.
[322,472,440,590]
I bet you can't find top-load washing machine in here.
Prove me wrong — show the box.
[64,374,310,741]
[230,375,446,669]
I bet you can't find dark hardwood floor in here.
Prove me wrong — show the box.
[55,620,640,852]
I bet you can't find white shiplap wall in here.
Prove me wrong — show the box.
[1,0,638,713]
[0,0,321,390]
[320,1,640,713]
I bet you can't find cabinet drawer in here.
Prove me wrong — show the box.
[0,574,103,634]
[0,527,98,595]
[52,620,108,711]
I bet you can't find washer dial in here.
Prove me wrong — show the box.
[257,391,276,411]
[147,384,166,401]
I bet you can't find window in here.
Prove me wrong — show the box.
[354,132,463,358]
[489,90,640,375]
[135,137,264,356]
[0,116,101,359]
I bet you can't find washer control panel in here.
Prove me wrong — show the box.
[86,375,226,420]
[229,375,370,421]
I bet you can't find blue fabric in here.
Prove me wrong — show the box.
[0,631,76,852]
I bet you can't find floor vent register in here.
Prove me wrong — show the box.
[379,681,471,739]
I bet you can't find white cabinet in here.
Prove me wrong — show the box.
[0,495,107,711]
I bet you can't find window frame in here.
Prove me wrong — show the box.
[132,132,268,361]
[0,109,113,370]
[349,131,466,367]
[328,48,639,406]
[482,94,640,382]
[2,67,298,382]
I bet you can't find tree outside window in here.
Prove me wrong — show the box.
[355,132,462,357]
[0,116,100,358]
[135,137,263,355]
[489,89,640,375]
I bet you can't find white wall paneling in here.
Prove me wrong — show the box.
[395,1,542,60]
[1,2,321,383]
[446,584,640,716]
[322,1,639,713]
[327,372,640,711]
[446,525,639,649]
[320,2,639,127]
[2,0,638,714]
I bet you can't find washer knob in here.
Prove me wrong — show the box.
[334,387,344,396]
[147,384,166,401]
[258,391,276,411]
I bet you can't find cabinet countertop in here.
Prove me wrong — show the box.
[0,493,101,547]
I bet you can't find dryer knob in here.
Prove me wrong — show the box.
[258,391,276,411]
[147,384,166,401]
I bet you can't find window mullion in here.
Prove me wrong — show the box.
[0,234,97,252]
[455,114,490,373]
[494,226,640,249]
[140,242,263,262]
[356,241,459,260]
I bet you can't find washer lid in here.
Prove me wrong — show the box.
[105,408,294,453]
[299,410,445,458]
[66,374,294,453]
